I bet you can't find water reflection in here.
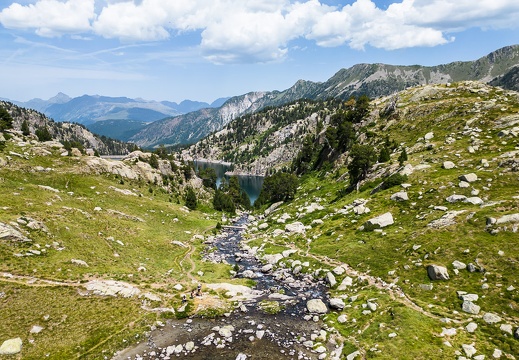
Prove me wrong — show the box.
[194,160,264,204]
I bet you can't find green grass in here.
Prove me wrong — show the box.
[0,141,220,358]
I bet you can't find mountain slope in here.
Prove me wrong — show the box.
[131,45,519,148]
[1,100,137,155]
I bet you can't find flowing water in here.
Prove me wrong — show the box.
[113,215,333,360]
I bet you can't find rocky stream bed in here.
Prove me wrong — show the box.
[112,215,344,360]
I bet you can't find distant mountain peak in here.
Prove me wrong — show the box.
[48,92,71,104]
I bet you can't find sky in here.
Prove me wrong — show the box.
[0,0,519,103]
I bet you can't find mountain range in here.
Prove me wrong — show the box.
[5,93,228,141]
[4,45,519,149]
[128,44,519,148]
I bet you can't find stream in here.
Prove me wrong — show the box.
[112,215,339,360]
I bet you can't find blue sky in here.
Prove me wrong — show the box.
[1,0,518,103]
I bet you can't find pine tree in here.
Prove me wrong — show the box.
[398,148,408,166]
[21,120,30,136]
[0,107,13,132]
[378,146,391,163]
[185,187,197,210]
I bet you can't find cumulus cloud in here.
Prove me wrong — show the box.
[0,0,95,37]
[1,0,519,62]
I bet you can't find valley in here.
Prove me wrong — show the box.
[1,64,519,359]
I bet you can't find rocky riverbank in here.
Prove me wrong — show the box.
[112,215,344,360]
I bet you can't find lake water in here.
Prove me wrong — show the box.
[194,160,264,205]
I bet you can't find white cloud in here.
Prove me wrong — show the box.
[1,0,519,62]
[0,0,95,37]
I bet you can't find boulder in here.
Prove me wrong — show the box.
[338,276,353,291]
[424,132,434,140]
[496,213,519,225]
[337,314,348,323]
[362,212,394,231]
[390,192,408,201]
[71,259,89,267]
[465,197,483,205]
[465,322,478,333]
[427,265,450,280]
[459,173,478,183]
[285,222,306,235]
[333,266,345,275]
[306,299,328,314]
[263,253,283,265]
[462,301,480,315]
[353,204,370,215]
[442,161,456,169]
[483,312,502,324]
[0,338,22,355]
[452,260,467,270]
[264,201,283,216]
[329,298,345,311]
[462,344,477,358]
[514,327,519,339]
[326,272,337,287]
[446,195,467,203]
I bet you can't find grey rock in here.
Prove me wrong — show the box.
[326,272,337,287]
[285,222,306,234]
[419,284,433,291]
[0,338,22,355]
[461,301,480,315]
[71,259,89,267]
[496,213,519,225]
[443,161,456,169]
[467,263,478,273]
[514,327,519,339]
[459,293,479,302]
[459,173,478,183]
[0,222,31,242]
[346,350,360,360]
[500,324,513,335]
[462,344,477,358]
[446,194,467,203]
[329,298,345,310]
[263,253,283,265]
[452,260,467,270]
[261,264,273,273]
[427,265,450,280]
[465,197,484,205]
[264,201,283,216]
[390,191,408,201]
[337,276,353,290]
[465,322,477,333]
[483,312,502,324]
[337,314,348,323]
[306,299,328,314]
[363,212,394,231]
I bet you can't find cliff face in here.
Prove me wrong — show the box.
[131,45,519,148]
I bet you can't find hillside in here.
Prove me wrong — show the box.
[1,101,137,155]
[130,45,519,148]
[1,81,519,359]
[187,80,519,358]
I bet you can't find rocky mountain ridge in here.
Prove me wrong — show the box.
[1,100,136,155]
[131,45,519,148]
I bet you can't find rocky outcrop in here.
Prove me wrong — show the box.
[0,222,31,242]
